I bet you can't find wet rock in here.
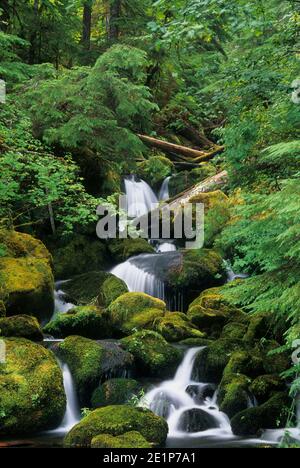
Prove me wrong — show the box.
[178,408,217,433]
[91,378,140,408]
[0,315,43,341]
[186,384,216,404]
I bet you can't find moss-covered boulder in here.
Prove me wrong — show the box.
[218,374,251,419]
[169,164,217,197]
[0,315,43,341]
[192,338,246,383]
[64,405,168,448]
[179,337,213,347]
[188,191,231,247]
[43,306,112,339]
[154,312,205,342]
[222,350,264,380]
[256,340,290,375]
[121,330,182,378]
[108,238,155,263]
[0,338,65,435]
[51,235,108,280]
[98,275,128,308]
[243,312,279,343]
[137,155,174,187]
[0,230,54,320]
[250,375,285,404]
[221,322,248,341]
[91,378,140,408]
[231,393,290,436]
[91,431,152,448]
[187,288,247,338]
[58,336,134,405]
[166,250,226,296]
[108,292,166,336]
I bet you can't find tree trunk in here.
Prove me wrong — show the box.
[138,134,224,162]
[82,1,92,51]
[177,125,215,149]
[108,0,121,41]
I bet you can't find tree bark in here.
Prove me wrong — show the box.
[108,0,121,41]
[138,134,224,162]
[82,1,92,51]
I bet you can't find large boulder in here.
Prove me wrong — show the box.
[231,393,290,436]
[108,292,166,336]
[250,375,285,405]
[61,271,128,307]
[108,238,155,263]
[0,230,54,321]
[0,338,66,435]
[153,312,205,342]
[51,235,108,280]
[43,306,112,339]
[0,315,43,341]
[187,287,247,338]
[121,330,182,378]
[64,405,168,448]
[178,408,217,433]
[57,336,134,405]
[91,431,152,449]
[217,373,251,419]
[91,378,140,408]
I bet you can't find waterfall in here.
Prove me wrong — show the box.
[50,362,81,434]
[125,176,158,218]
[52,281,74,319]
[158,176,171,201]
[141,347,232,442]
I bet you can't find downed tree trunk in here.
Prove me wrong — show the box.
[138,134,224,162]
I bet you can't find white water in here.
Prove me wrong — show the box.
[52,281,74,319]
[158,176,171,201]
[142,348,232,441]
[156,242,177,253]
[125,176,158,217]
[51,363,81,434]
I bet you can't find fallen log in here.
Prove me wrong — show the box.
[138,134,224,162]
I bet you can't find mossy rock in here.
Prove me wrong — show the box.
[64,405,168,448]
[108,292,166,336]
[91,378,140,408]
[169,164,216,197]
[121,330,182,378]
[0,301,5,317]
[0,338,66,435]
[231,393,290,436]
[91,431,152,448]
[137,155,174,187]
[98,275,128,308]
[58,336,134,405]
[256,340,290,375]
[218,373,251,419]
[192,338,246,383]
[243,312,279,343]
[222,350,264,380]
[179,337,213,347]
[166,249,226,295]
[187,288,248,338]
[52,235,108,280]
[153,312,205,342]
[188,191,231,247]
[0,231,54,321]
[43,306,112,339]
[0,315,43,341]
[250,375,285,404]
[221,322,248,341]
[108,238,155,263]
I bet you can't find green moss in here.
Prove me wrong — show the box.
[167,249,226,293]
[91,431,152,448]
[218,373,251,419]
[121,330,182,378]
[187,287,248,338]
[178,337,213,347]
[222,350,264,380]
[52,235,108,280]
[256,340,290,375]
[137,155,174,187]
[231,393,290,436]
[108,238,155,263]
[108,292,166,336]
[154,312,205,342]
[250,375,285,404]
[58,336,134,405]
[91,378,140,408]
[43,306,112,339]
[98,276,128,308]
[243,312,275,343]
[0,301,5,317]
[0,230,52,264]
[0,315,43,341]
[62,271,108,306]
[64,405,168,448]
[192,338,246,383]
[0,338,65,435]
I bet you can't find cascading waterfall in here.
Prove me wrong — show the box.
[53,281,74,319]
[125,176,158,217]
[158,176,171,201]
[141,348,232,444]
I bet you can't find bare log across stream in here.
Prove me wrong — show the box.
[138,134,224,162]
